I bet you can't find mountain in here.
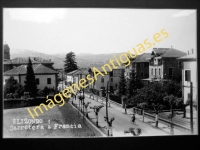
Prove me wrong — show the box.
[10,49,124,69]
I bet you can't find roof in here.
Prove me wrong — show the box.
[67,70,80,75]
[133,53,152,63]
[4,64,58,76]
[177,54,197,61]
[4,57,53,64]
[74,69,89,75]
[91,66,112,73]
[151,48,187,58]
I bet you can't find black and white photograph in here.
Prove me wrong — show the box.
[3,8,198,138]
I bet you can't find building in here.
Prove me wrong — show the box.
[4,57,54,72]
[3,64,59,90]
[110,66,125,91]
[132,53,152,79]
[143,48,187,82]
[177,49,197,112]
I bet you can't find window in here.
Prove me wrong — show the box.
[159,68,161,75]
[47,78,51,84]
[110,71,113,77]
[36,78,40,85]
[111,78,113,82]
[151,69,153,75]
[140,63,144,68]
[178,61,182,69]
[110,86,113,91]
[155,69,157,76]
[140,72,144,77]
[101,77,104,83]
[185,70,191,81]
[154,59,157,65]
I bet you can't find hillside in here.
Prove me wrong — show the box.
[10,49,124,69]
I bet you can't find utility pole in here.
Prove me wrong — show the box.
[190,81,193,134]
[106,81,109,136]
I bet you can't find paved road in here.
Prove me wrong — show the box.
[71,95,168,136]
[71,94,196,136]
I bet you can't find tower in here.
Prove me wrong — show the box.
[4,43,10,60]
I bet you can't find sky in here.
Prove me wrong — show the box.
[3,8,196,55]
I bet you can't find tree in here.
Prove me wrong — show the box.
[163,95,182,135]
[64,52,78,73]
[4,76,18,97]
[130,81,167,127]
[118,70,126,97]
[24,57,37,97]
[163,80,182,98]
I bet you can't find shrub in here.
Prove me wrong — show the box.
[13,93,19,98]
[109,93,121,104]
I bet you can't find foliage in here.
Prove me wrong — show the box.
[163,80,182,97]
[130,81,167,110]
[24,58,37,97]
[64,52,78,73]
[4,76,18,96]
[4,77,25,98]
[126,69,144,99]
[109,93,121,104]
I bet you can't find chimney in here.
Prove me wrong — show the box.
[191,49,193,54]
[49,59,51,62]
[188,50,190,55]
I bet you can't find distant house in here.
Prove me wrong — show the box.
[125,53,152,83]
[3,64,59,90]
[177,49,197,107]
[143,48,187,82]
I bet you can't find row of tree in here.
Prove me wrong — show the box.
[117,69,189,119]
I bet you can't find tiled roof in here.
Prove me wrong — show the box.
[91,66,112,73]
[74,69,89,75]
[177,54,197,61]
[4,57,53,64]
[161,48,187,58]
[67,70,80,75]
[153,48,170,56]
[133,53,152,63]
[4,64,58,76]
[151,48,187,58]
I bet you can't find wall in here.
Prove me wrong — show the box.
[136,62,149,79]
[20,74,57,90]
[182,61,197,104]
[94,74,110,90]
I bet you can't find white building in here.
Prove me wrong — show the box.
[4,64,59,90]
[177,49,197,118]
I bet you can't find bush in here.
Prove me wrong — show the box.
[6,93,13,99]
[13,93,19,98]
[109,94,121,104]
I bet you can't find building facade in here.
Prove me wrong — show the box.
[177,49,197,105]
[144,48,187,82]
